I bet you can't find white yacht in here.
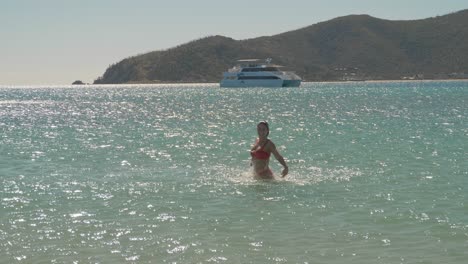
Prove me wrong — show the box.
[220,58,302,87]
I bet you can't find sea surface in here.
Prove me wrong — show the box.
[0,81,467,263]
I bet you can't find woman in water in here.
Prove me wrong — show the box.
[250,121,288,179]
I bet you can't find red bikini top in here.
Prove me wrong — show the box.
[250,139,270,160]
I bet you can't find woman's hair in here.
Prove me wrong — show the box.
[258,121,269,136]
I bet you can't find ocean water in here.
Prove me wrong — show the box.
[0,81,466,263]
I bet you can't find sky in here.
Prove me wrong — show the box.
[1,0,468,85]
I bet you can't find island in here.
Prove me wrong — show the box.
[72,80,86,85]
[94,9,468,84]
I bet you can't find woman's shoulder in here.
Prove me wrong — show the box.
[265,139,276,150]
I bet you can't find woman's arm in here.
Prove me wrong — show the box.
[270,142,289,177]
[250,138,259,151]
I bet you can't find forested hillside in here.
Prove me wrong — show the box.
[94,9,468,83]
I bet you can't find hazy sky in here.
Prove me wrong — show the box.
[2,0,467,85]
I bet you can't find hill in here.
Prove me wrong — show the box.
[94,9,468,83]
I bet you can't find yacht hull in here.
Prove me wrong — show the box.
[220,79,301,88]
[282,79,302,87]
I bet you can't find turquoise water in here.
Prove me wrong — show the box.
[0,81,467,263]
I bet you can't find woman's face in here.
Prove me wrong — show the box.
[257,123,269,138]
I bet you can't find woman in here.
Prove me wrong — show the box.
[250,121,288,179]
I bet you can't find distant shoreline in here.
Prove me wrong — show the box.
[309,78,468,84]
[92,78,468,85]
[1,79,468,88]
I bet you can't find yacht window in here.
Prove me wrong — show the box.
[241,67,279,72]
[238,76,280,80]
